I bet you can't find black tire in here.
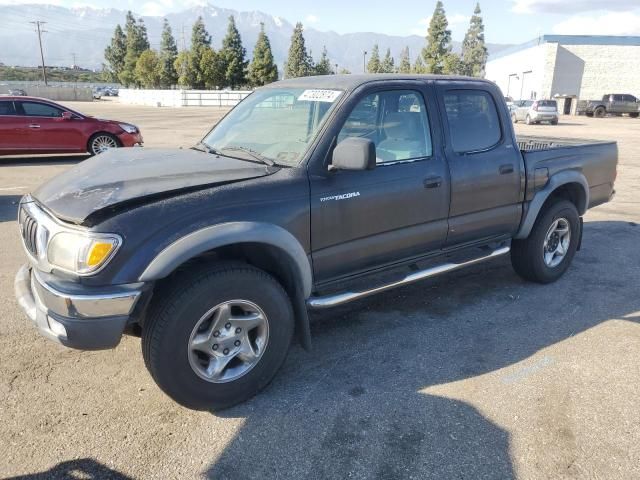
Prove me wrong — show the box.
[594,106,606,118]
[550,119,558,125]
[525,114,532,125]
[630,112,639,118]
[142,263,294,410]
[88,132,120,156]
[511,199,580,284]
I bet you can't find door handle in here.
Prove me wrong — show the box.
[424,176,443,189]
[28,124,41,129]
[499,164,514,175]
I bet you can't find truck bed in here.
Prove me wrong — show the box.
[518,135,617,209]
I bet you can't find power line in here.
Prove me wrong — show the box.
[29,20,48,85]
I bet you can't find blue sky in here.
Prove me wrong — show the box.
[4,0,640,44]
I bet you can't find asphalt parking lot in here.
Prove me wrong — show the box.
[1,101,639,479]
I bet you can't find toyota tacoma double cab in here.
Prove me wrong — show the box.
[15,75,617,410]
[585,94,640,118]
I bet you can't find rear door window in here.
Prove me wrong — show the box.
[443,90,501,153]
[19,101,64,117]
[0,101,16,115]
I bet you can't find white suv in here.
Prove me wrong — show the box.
[512,99,559,125]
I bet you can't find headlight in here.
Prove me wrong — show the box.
[118,123,138,134]
[47,232,121,275]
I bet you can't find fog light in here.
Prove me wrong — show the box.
[47,316,67,338]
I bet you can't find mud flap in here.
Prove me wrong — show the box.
[577,217,583,251]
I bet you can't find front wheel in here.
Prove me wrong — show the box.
[630,112,639,118]
[525,114,533,125]
[511,199,580,283]
[594,106,606,118]
[511,113,518,124]
[88,133,120,155]
[142,264,294,410]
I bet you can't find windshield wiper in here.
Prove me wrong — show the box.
[218,146,275,166]
[192,141,218,155]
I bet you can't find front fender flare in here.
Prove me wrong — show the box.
[139,222,313,298]
[515,170,589,239]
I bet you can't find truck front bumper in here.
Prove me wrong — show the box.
[14,265,144,350]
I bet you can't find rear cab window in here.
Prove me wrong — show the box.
[443,89,502,153]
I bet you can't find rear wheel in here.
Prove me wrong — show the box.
[511,113,517,124]
[525,114,533,125]
[511,199,580,284]
[88,133,120,155]
[630,112,639,118]
[594,106,606,118]
[142,263,294,410]
[550,119,558,125]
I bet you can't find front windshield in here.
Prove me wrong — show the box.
[202,88,342,166]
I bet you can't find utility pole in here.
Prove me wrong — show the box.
[71,52,77,69]
[363,50,367,74]
[30,21,48,86]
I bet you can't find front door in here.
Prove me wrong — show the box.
[310,85,450,284]
[436,84,523,247]
[16,100,84,153]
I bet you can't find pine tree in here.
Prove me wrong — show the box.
[461,3,488,77]
[135,49,161,88]
[380,48,395,73]
[422,1,452,74]
[159,19,178,87]
[120,12,150,87]
[314,46,333,75]
[285,22,312,78]
[413,55,427,74]
[104,24,127,83]
[398,46,411,74]
[200,48,226,89]
[338,67,351,74]
[367,44,381,73]
[189,16,212,89]
[442,52,462,74]
[220,16,247,88]
[248,22,278,86]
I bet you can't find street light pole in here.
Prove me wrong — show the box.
[363,51,367,73]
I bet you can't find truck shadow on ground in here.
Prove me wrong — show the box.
[6,458,132,480]
[206,220,639,480]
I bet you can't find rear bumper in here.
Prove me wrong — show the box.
[14,265,144,350]
[530,112,559,122]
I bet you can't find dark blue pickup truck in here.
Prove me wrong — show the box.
[15,75,617,410]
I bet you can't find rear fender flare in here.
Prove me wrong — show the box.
[515,171,589,239]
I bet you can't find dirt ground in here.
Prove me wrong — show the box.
[1,101,639,479]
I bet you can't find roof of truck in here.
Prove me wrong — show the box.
[266,74,494,92]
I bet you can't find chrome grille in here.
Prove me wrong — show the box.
[20,207,39,256]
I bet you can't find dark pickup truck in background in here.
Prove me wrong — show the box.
[585,94,640,118]
[14,75,617,410]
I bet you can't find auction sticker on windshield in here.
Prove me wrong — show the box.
[298,89,342,103]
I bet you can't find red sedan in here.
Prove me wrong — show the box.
[0,96,143,156]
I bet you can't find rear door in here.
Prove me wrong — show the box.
[16,100,84,152]
[309,82,450,283]
[436,83,523,247]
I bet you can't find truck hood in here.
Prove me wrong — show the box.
[32,148,276,225]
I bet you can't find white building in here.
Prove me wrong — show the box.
[486,35,640,114]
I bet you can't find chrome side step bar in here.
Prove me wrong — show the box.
[307,246,510,309]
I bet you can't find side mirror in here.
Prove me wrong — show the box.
[329,137,376,172]
[61,111,73,121]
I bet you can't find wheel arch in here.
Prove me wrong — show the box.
[139,222,313,349]
[515,171,588,239]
